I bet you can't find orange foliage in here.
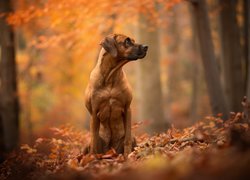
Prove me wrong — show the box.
[1,114,250,179]
[9,0,183,139]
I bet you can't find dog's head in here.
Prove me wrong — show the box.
[100,34,148,61]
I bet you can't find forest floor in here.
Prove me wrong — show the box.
[1,111,250,179]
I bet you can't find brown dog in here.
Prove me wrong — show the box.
[85,34,148,156]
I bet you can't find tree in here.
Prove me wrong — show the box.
[245,0,250,99]
[189,4,202,123]
[190,0,229,119]
[218,0,244,112]
[136,9,170,133]
[165,5,180,121]
[0,0,19,152]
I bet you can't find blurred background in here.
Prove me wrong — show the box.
[0,0,249,154]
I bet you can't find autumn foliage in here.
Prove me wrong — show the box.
[1,0,250,179]
[1,106,250,179]
[8,0,186,139]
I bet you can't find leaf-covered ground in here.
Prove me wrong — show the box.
[1,111,250,180]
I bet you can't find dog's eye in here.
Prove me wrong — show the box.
[125,38,133,47]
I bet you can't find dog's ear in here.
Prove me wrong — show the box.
[100,35,118,58]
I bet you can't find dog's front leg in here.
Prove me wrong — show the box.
[90,114,100,154]
[124,107,132,157]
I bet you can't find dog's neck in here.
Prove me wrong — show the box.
[96,48,129,84]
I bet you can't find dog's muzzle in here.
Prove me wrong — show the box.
[137,44,148,58]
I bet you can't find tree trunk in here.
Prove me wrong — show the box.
[0,110,4,162]
[0,0,19,152]
[245,0,250,99]
[189,4,201,123]
[191,0,229,119]
[219,0,244,112]
[24,66,33,144]
[189,60,200,122]
[136,13,170,133]
[166,6,179,118]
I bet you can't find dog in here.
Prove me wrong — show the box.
[85,34,148,156]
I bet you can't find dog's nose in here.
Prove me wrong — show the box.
[142,45,148,51]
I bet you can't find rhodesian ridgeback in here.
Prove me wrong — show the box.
[85,34,148,156]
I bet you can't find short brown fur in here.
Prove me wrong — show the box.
[85,34,148,156]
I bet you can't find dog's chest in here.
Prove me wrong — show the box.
[95,84,131,121]
[96,85,128,142]
[109,98,116,105]
[97,86,128,108]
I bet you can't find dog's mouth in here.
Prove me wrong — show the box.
[137,51,147,59]
[137,49,148,59]
[130,45,148,60]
